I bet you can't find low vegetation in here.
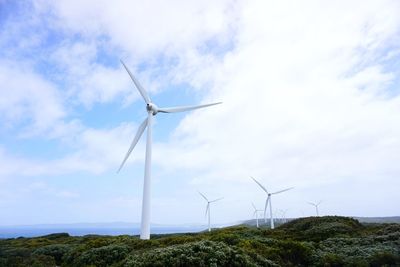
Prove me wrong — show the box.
[1,216,399,266]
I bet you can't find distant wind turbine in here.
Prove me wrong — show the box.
[278,209,288,223]
[308,201,322,216]
[252,202,263,228]
[251,176,293,229]
[117,60,222,240]
[198,191,223,232]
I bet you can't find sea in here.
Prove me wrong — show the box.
[0,224,208,238]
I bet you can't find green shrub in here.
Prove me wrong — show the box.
[376,224,400,235]
[210,233,241,245]
[0,248,30,258]
[0,250,55,267]
[280,216,363,241]
[276,240,313,265]
[81,235,113,249]
[73,244,130,267]
[33,244,72,265]
[29,254,56,267]
[41,232,70,240]
[369,251,400,267]
[158,235,200,246]
[122,240,276,267]
[23,237,53,249]
[313,236,400,267]
[318,252,344,266]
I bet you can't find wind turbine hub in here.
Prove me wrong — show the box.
[146,103,158,115]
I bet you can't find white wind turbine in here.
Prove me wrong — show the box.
[198,191,223,232]
[251,177,293,229]
[117,60,222,240]
[251,202,263,228]
[308,201,322,216]
[278,209,288,224]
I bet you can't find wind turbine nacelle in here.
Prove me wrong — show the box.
[147,103,158,115]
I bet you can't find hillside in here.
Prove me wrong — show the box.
[0,216,399,266]
[243,216,400,227]
[354,216,400,224]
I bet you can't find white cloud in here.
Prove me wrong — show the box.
[0,122,142,178]
[0,60,65,135]
[48,40,136,107]
[39,0,236,58]
[55,123,143,174]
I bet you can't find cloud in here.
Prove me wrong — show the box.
[39,0,236,58]
[48,40,135,107]
[55,123,143,174]
[0,60,65,135]
[19,181,80,199]
[0,122,142,178]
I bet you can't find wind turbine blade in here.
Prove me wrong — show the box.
[117,118,148,172]
[250,176,269,194]
[317,200,323,206]
[158,102,222,113]
[120,60,151,104]
[252,202,256,210]
[198,191,209,202]
[272,187,294,195]
[210,197,223,203]
[307,202,316,206]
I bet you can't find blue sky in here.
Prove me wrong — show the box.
[1,0,400,227]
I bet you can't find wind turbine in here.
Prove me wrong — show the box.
[308,201,322,216]
[251,202,263,228]
[278,209,288,224]
[251,176,293,229]
[117,60,222,240]
[198,191,223,232]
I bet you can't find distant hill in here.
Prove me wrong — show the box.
[242,216,400,227]
[242,218,289,227]
[353,216,400,224]
[0,216,399,266]
[0,222,210,239]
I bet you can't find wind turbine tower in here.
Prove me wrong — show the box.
[117,60,222,240]
[251,177,293,229]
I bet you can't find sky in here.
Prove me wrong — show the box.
[0,0,399,226]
